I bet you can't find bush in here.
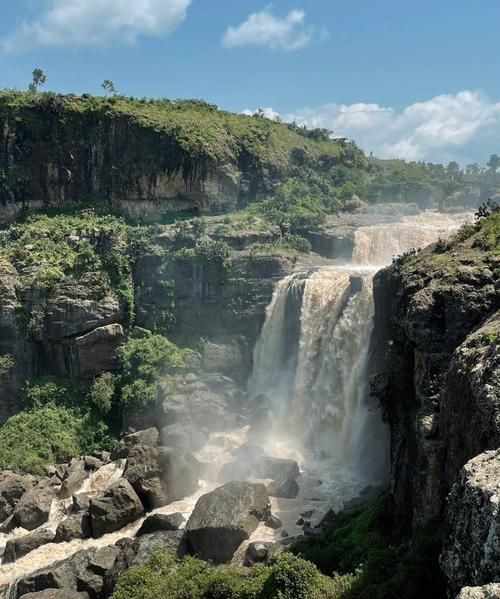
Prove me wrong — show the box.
[117,333,188,409]
[0,404,87,474]
[0,354,14,380]
[111,551,344,599]
[279,234,312,253]
[89,372,117,414]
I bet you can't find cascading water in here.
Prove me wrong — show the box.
[250,210,472,488]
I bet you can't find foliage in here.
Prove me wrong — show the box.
[0,403,107,474]
[476,198,500,219]
[278,234,312,253]
[117,332,188,409]
[102,79,118,97]
[292,496,446,599]
[89,372,117,414]
[28,68,47,93]
[0,354,14,380]
[111,550,349,599]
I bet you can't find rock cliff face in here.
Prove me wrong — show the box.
[372,214,499,593]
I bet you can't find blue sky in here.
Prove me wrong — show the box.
[1,0,499,164]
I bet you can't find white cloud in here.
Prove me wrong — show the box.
[222,9,317,51]
[246,91,500,163]
[1,0,191,52]
[242,107,280,120]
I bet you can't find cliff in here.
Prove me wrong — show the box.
[372,211,499,593]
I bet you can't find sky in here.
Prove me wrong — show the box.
[0,0,499,165]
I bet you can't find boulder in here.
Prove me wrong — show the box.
[72,493,92,513]
[186,481,271,563]
[131,531,185,566]
[0,471,35,507]
[160,423,207,452]
[89,479,144,538]
[124,445,200,510]
[59,460,87,499]
[3,529,55,563]
[256,457,300,481]
[14,486,54,531]
[265,514,283,529]
[22,591,88,599]
[441,450,500,594]
[55,513,92,542]
[136,512,186,536]
[231,442,265,461]
[267,478,299,499]
[246,541,271,563]
[0,513,18,533]
[456,585,500,599]
[122,427,160,449]
[0,494,13,522]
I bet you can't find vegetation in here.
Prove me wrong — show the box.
[292,496,447,599]
[117,332,190,410]
[0,403,109,474]
[0,354,14,381]
[111,550,356,599]
[28,68,47,94]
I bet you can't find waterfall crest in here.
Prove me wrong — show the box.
[250,211,471,486]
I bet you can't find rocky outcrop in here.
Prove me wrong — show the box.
[456,585,500,599]
[441,450,500,595]
[186,481,271,563]
[136,512,185,536]
[372,224,499,530]
[88,479,144,538]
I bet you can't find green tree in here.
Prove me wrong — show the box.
[487,154,500,171]
[102,79,118,97]
[28,68,47,93]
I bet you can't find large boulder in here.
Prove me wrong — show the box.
[14,486,54,531]
[0,471,35,510]
[186,481,271,563]
[124,445,200,510]
[3,529,55,563]
[59,460,88,500]
[441,450,500,595]
[22,591,89,599]
[55,513,92,542]
[89,479,144,538]
[267,478,299,499]
[136,512,185,536]
[160,423,207,452]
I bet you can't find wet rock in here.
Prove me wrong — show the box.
[0,471,35,507]
[87,546,121,575]
[0,514,17,533]
[456,585,500,599]
[160,423,207,452]
[256,457,300,481]
[124,445,200,510]
[441,450,500,594]
[89,479,144,538]
[217,460,253,483]
[267,478,299,499]
[59,460,87,500]
[186,481,271,563]
[83,456,104,471]
[3,529,55,563]
[0,495,13,522]
[136,512,186,536]
[55,513,92,542]
[72,493,91,513]
[14,486,54,531]
[131,531,185,566]
[122,427,160,449]
[247,542,271,563]
[265,514,283,529]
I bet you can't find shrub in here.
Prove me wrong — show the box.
[89,372,117,414]
[0,354,14,380]
[279,234,312,253]
[0,404,85,474]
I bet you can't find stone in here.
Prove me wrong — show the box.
[247,542,270,562]
[59,460,87,500]
[131,531,185,566]
[22,591,89,599]
[231,442,265,461]
[256,457,300,481]
[441,450,500,595]
[0,471,35,507]
[89,479,144,538]
[186,481,271,563]
[87,546,121,575]
[3,529,55,563]
[72,493,91,513]
[83,456,104,471]
[122,427,160,449]
[73,323,124,376]
[456,585,500,599]
[124,445,200,510]
[0,494,13,522]
[55,513,92,542]
[14,486,54,531]
[160,423,207,452]
[136,512,186,536]
[265,514,283,529]
[0,513,18,533]
[267,478,299,499]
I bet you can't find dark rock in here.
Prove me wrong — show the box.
[14,486,54,531]
[0,513,17,533]
[59,461,87,500]
[3,529,55,563]
[131,530,185,566]
[256,457,300,481]
[55,513,92,542]
[89,479,144,538]
[231,442,265,461]
[267,478,299,499]
[247,541,270,563]
[217,460,253,483]
[296,518,305,526]
[0,471,35,507]
[122,427,160,449]
[186,481,271,563]
[87,546,121,575]
[124,445,200,510]
[160,423,207,452]
[83,456,104,471]
[265,514,283,529]
[72,493,91,513]
[0,495,13,522]
[136,512,185,536]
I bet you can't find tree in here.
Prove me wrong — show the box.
[101,79,118,97]
[28,68,46,93]
[487,154,500,171]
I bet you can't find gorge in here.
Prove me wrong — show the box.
[0,92,498,599]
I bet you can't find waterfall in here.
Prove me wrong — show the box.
[250,210,471,486]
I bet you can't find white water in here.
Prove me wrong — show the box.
[0,210,472,588]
